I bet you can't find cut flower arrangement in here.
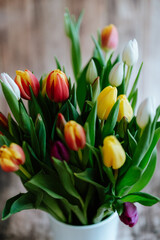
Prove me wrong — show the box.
[0,10,160,229]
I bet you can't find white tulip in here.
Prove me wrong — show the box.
[122,39,139,66]
[136,97,156,129]
[86,59,98,84]
[1,73,20,100]
[109,62,124,87]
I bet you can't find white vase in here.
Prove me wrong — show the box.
[49,212,119,240]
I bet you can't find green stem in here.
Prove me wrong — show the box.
[125,66,133,93]
[19,165,31,179]
[101,119,104,130]
[105,50,113,65]
[78,149,82,161]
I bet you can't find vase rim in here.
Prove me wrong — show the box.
[49,212,118,229]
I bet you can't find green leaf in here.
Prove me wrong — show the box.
[121,192,160,206]
[1,81,19,123]
[74,168,105,190]
[53,157,83,205]
[22,141,34,175]
[2,192,35,220]
[25,171,67,200]
[69,83,77,108]
[0,135,11,146]
[54,56,62,70]
[76,63,88,112]
[67,100,79,121]
[30,118,40,157]
[131,89,138,113]
[102,100,120,138]
[116,166,142,196]
[35,114,46,160]
[28,87,45,124]
[85,103,97,146]
[65,10,82,81]
[8,113,21,144]
[132,119,152,166]
[128,62,143,101]
[127,129,137,156]
[19,101,31,133]
[139,127,160,170]
[92,36,105,65]
[129,149,157,193]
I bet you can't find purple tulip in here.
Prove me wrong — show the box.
[51,141,70,162]
[119,202,138,227]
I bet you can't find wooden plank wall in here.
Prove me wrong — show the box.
[0,0,160,239]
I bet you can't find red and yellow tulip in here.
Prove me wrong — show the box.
[46,69,69,102]
[64,121,86,151]
[101,24,118,51]
[15,69,40,100]
[0,143,25,172]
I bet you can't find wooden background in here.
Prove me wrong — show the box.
[0,0,160,239]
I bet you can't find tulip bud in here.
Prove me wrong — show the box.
[109,62,124,87]
[122,39,139,66]
[97,86,117,120]
[0,143,25,172]
[1,73,20,100]
[119,202,138,227]
[86,60,98,84]
[101,24,118,51]
[57,113,66,133]
[0,112,8,129]
[136,97,156,129]
[64,121,86,151]
[92,77,100,102]
[15,69,40,100]
[51,141,70,162]
[117,95,133,123]
[46,69,69,102]
[102,135,126,169]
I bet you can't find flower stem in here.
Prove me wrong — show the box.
[105,50,112,65]
[101,119,104,130]
[78,149,82,161]
[125,66,132,93]
[19,165,31,179]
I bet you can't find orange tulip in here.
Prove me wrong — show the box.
[15,69,40,100]
[46,69,69,102]
[64,121,86,151]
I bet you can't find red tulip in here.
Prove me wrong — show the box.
[46,69,69,102]
[15,69,40,100]
[64,121,86,151]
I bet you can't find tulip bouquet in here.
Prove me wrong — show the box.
[0,10,160,229]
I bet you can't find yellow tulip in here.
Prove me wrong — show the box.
[102,136,126,169]
[117,95,133,122]
[97,86,117,120]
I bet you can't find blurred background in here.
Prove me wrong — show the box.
[0,0,160,239]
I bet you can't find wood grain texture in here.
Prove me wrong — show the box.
[0,0,160,239]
